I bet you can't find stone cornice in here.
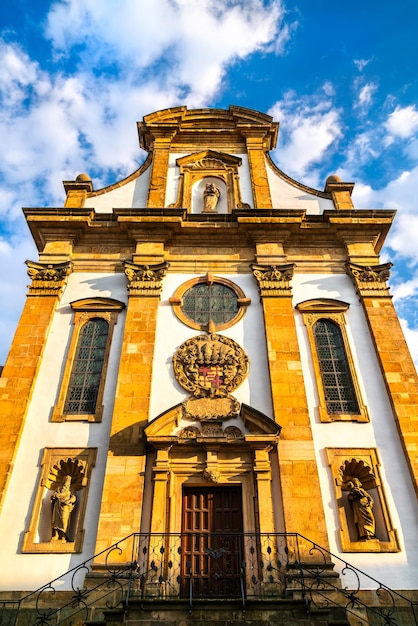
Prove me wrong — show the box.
[25,260,73,295]
[251,263,295,297]
[347,262,393,297]
[23,208,396,264]
[123,260,169,296]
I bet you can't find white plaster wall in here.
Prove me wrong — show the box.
[293,274,418,589]
[266,161,333,213]
[149,273,273,422]
[165,152,186,207]
[234,154,253,207]
[0,273,127,590]
[84,166,150,211]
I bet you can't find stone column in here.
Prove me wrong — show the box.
[146,129,177,208]
[251,263,330,554]
[347,262,418,496]
[240,130,273,208]
[94,261,169,562]
[0,261,72,512]
[253,447,275,534]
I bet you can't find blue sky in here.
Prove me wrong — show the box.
[1,0,418,364]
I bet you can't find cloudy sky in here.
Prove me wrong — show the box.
[1,0,418,365]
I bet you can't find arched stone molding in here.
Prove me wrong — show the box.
[169,150,249,213]
[327,448,400,553]
[22,447,97,553]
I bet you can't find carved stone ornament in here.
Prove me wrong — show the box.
[251,263,295,297]
[201,421,223,437]
[182,396,241,422]
[224,425,243,439]
[192,157,226,170]
[46,457,87,491]
[123,261,169,295]
[26,260,73,295]
[173,333,249,398]
[179,426,200,439]
[203,470,220,483]
[347,262,392,297]
[338,457,377,491]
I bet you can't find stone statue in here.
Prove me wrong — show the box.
[203,182,220,213]
[51,475,77,542]
[347,478,376,540]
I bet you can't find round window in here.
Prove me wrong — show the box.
[170,275,250,332]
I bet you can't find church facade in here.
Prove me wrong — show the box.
[1,106,418,624]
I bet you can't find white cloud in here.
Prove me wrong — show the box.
[356,82,377,109]
[45,0,284,105]
[0,0,291,362]
[268,91,341,183]
[354,58,371,72]
[385,105,418,139]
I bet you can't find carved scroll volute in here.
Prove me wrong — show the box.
[250,263,295,297]
[347,262,392,297]
[26,260,73,295]
[123,261,169,296]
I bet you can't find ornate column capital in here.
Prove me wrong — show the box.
[250,262,295,297]
[123,260,169,296]
[347,262,392,297]
[26,260,73,295]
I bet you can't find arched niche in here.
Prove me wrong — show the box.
[169,150,249,213]
[192,176,227,214]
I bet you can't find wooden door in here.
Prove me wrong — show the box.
[181,486,243,597]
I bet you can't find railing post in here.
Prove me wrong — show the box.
[187,560,193,612]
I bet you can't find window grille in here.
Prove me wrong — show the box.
[64,318,109,414]
[313,319,359,414]
[182,283,238,326]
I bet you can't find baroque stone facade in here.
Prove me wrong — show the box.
[1,106,418,625]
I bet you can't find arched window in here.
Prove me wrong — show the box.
[296,299,369,422]
[52,297,125,422]
[64,318,109,414]
[313,319,359,415]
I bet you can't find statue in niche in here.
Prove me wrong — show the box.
[347,478,376,540]
[51,475,77,542]
[203,182,221,213]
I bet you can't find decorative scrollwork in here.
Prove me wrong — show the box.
[250,263,295,296]
[123,261,169,295]
[179,426,200,439]
[26,260,73,295]
[182,396,241,422]
[173,334,249,398]
[347,262,392,296]
[4,533,417,624]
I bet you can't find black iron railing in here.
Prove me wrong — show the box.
[2,533,418,626]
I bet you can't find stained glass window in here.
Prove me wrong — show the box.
[64,318,109,414]
[182,283,238,326]
[313,319,359,415]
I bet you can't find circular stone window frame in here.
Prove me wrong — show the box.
[169,273,251,332]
